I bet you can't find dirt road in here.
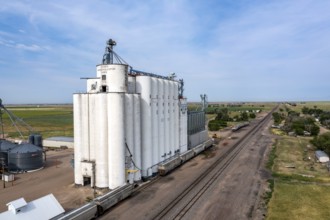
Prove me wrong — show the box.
[100,114,274,220]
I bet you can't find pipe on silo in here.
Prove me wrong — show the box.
[151,78,159,174]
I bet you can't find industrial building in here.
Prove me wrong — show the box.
[74,39,210,189]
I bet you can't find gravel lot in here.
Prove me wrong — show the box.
[0,148,96,212]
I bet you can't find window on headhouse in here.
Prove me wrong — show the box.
[102,75,106,80]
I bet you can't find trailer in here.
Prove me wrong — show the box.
[315,150,329,163]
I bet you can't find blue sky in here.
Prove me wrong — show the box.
[0,0,329,104]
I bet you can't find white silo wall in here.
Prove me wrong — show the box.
[125,94,134,184]
[73,94,83,185]
[107,93,126,189]
[81,94,90,161]
[88,94,98,162]
[164,80,170,159]
[97,64,128,93]
[169,81,174,157]
[157,79,165,163]
[179,98,188,153]
[174,82,180,153]
[128,76,136,94]
[136,76,153,177]
[86,79,100,93]
[133,94,142,181]
[95,93,108,188]
[151,77,159,173]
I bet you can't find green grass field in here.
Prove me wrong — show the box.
[267,101,330,220]
[267,182,330,220]
[1,105,73,139]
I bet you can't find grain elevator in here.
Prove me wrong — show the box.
[74,39,209,189]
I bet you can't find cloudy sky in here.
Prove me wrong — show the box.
[0,0,329,104]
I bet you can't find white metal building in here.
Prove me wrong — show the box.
[42,137,74,149]
[0,194,64,220]
[74,39,188,189]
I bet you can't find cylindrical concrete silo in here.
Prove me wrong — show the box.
[133,94,142,181]
[81,94,90,162]
[107,93,126,189]
[88,94,98,162]
[136,76,153,178]
[151,77,159,173]
[157,79,165,163]
[125,94,134,184]
[95,93,108,188]
[96,64,128,93]
[179,98,188,153]
[173,82,180,153]
[168,81,174,157]
[128,76,136,94]
[73,94,83,185]
[164,80,170,159]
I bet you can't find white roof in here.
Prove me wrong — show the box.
[7,198,27,214]
[0,194,65,220]
[44,136,74,142]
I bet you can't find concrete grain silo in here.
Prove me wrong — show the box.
[73,39,210,189]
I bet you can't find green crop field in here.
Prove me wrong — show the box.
[1,105,73,139]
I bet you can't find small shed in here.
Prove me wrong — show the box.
[315,150,329,163]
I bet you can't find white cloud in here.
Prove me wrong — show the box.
[0,0,330,103]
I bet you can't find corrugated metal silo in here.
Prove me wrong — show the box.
[0,140,17,167]
[33,135,43,148]
[107,93,126,189]
[8,143,43,172]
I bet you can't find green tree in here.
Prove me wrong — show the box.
[208,120,220,131]
[249,113,256,119]
[311,132,330,154]
[240,112,249,121]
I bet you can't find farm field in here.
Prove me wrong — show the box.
[1,105,73,139]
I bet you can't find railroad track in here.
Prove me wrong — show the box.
[152,107,277,220]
